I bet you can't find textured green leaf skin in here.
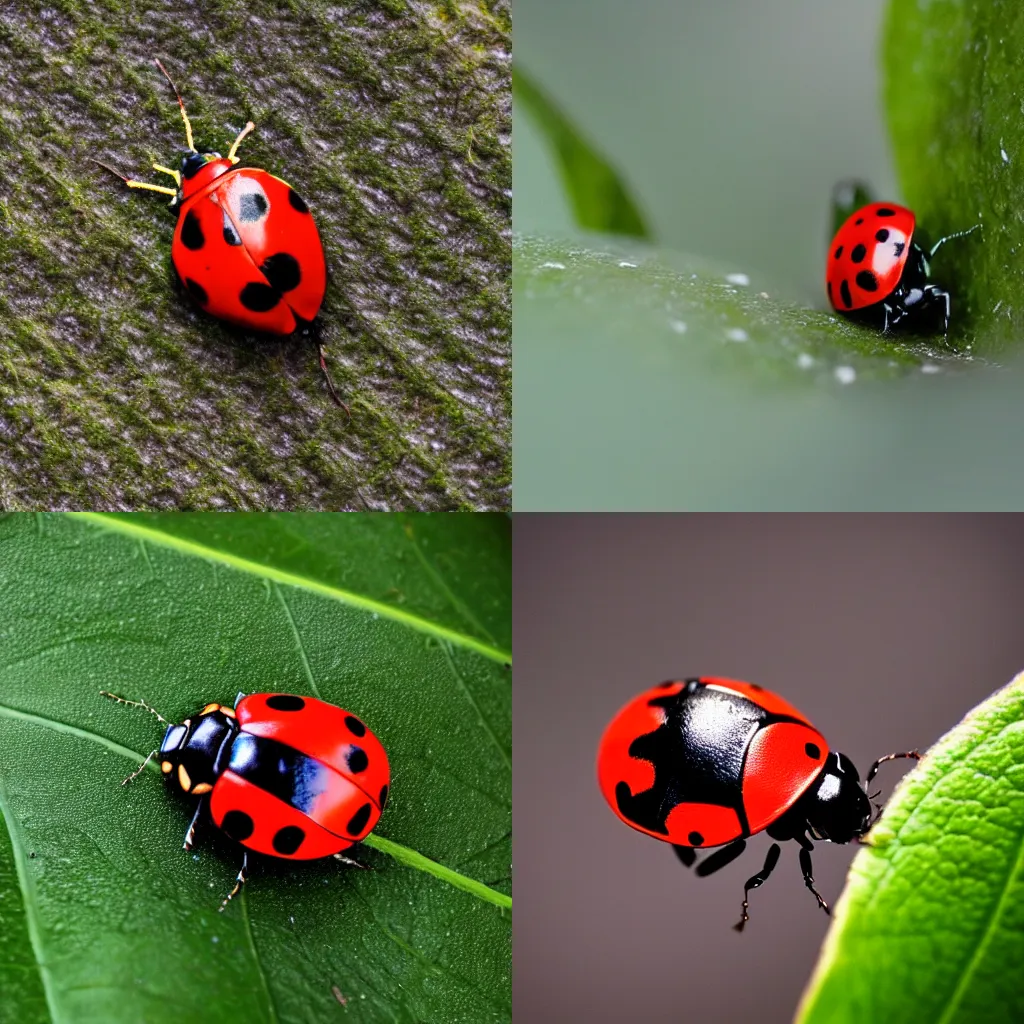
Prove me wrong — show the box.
[797,672,1024,1024]
[0,512,510,1024]
[883,0,1019,354]
[513,68,650,239]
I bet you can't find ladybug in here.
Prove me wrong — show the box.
[826,201,978,335]
[94,59,343,407]
[102,690,390,910]
[597,678,918,929]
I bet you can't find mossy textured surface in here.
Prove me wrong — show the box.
[0,0,510,509]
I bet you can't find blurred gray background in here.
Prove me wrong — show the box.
[516,0,895,304]
[514,514,1024,1023]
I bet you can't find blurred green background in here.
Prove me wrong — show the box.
[514,0,1024,510]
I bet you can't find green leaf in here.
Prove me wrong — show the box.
[883,0,1018,354]
[513,67,650,239]
[797,672,1024,1024]
[0,513,511,1024]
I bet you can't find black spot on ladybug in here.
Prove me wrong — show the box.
[833,245,843,260]
[223,220,242,246]
[856,270,879,292]
[688,831,704,846]
[260,252,301,293]
[238,192,268,222]
[272,825,306,856]
[228,733,329,814]
[346,802,372,836]
[266,694,305,712]
[876,207,896,217]
[826,280,833,303]
[181,210,204,250]
[875,228,890,243]
[239,282,280,312]
[221,809,254,841]
[855,218,864,225]
[346,746,369,773]
[894,241,905,258]
[851,244,867,264]
[840,280,853,308]
[345,715,366,736]
[379,784,389,808]
[805,742,821,759]
[288,188,309,214]
[184,278,208,306]
[748,682,763,691]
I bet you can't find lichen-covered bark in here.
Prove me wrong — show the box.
[0,0,510,509]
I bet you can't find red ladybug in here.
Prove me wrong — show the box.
[825,201,977,336]
[103,690,389,910]
[95,59,342,406]
[597,678,918,929]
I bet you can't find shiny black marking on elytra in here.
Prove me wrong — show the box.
[805,743,821,759]
[876,207,895,217]
[239,281,280,312]
[855,218,864,225]
[266,695,305,712]
[840,280,853,308]
[181,210,204,250]
[346,746,369,773]
[856,270,879,292]
[894,241,905,258]
[379,784,389,808]
[346,802,372,836]
[228,731,329,814]
[272,825,306,855]
[833,245,843,260]
[238,192,268,222]
[288,188,309,213]
[851,244,867,264]
[688,831,704,846]
[875,228,890,243]
[221,809,254,842]
[223,220,242,246]
[184,278,208,306]
[345,716,366,737]
[260,252,301,293]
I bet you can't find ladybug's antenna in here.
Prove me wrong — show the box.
[153,57,196,153]
[929,223,980,258]
[100,690,169,724]
[227,121,256,164]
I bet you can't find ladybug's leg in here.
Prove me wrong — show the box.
[733,842,781,932]
[218,850,249,913]
[183,797,206,851]
[672,845,697,868]
[796,835,829,916]
[694,838,747,877]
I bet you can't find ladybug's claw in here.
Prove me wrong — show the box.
[219,851,249,912]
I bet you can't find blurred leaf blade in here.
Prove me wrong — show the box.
[0,512,511,1024]
[513,67,650,238]
[883,0,1016,354]
[797,671,1024,1024]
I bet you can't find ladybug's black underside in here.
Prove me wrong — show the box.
[614,680,805,838]
[847,240,950,335]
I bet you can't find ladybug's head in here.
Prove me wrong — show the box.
[158,703,238,798]
[802,751,871,844]
[180,149,220,179]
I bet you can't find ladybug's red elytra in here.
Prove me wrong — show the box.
[102,690,390,910]
[825,201,978,336]
[597,678,919,930]
[94,59,343,407]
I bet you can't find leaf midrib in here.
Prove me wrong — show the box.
[66,513,512,666]
[0,701,511,911]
